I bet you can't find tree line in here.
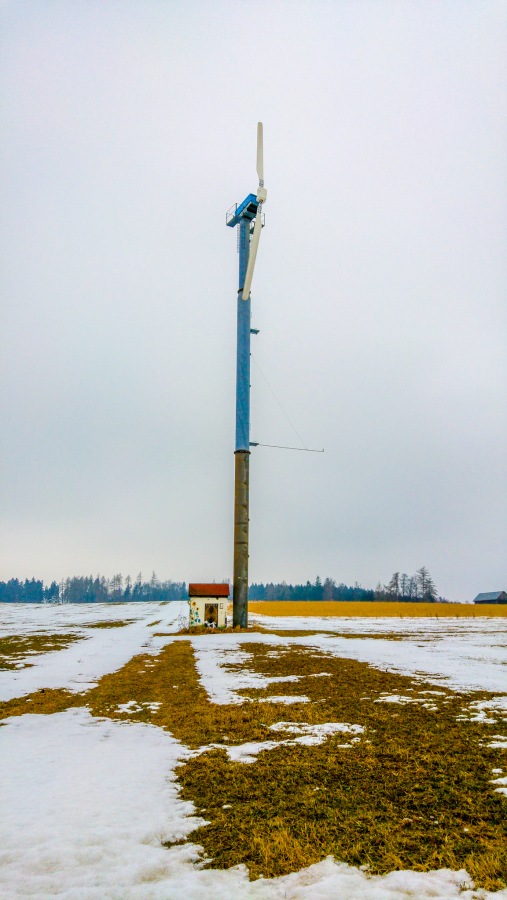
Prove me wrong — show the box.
[0,578,59,604]
[251,568,444,602]
[249,578,375,601]
[0,573,187,604]
[0,568,444,603]
[374,567,444,602]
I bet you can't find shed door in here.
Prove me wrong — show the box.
[204,603,218,626]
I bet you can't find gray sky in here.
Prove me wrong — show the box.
[1,0,506,601]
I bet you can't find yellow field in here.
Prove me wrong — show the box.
[248,600,507,617]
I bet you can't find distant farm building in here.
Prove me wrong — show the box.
[188,583,229,627]
[473,591,507,605]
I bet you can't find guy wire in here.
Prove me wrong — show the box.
[251,355,310,450]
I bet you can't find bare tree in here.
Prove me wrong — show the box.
[323,577,336,600]
[407,576,418,600]
[110,573,123,600]
[386,572,400,600]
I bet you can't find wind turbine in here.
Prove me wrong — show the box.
[226,122,266,627]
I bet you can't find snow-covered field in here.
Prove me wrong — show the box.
[1,602,506,899]
[250,613,507,697]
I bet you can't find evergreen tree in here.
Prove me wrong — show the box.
[23,578,43,603]
[416,566,437,602]
[312,576,323,601]
[43,581,59,602]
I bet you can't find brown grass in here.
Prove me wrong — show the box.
[85,620,136,629]
[173,641,507,888]
[249,601,507,618]
[0,633,82,670]
[0,687,79,719]
[172,625,267,636]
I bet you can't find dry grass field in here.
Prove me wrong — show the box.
[248,601,507,618]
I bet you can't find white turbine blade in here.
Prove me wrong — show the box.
[242,206,262,299]
[256,122,264,183]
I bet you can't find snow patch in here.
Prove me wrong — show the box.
[458,698,507,725]
[188,636,301,705]
[262,694,309,704]
[490,775,507,797]
[198,722,366,763]
[0,708,204,898]
[374,694,438,710]
[116,701,162,715]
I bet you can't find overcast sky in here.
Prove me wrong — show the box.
[1,0,506,601]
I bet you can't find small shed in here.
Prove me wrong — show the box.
[473,591,507,605]
[188,583,230,627]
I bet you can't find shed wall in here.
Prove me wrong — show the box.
[188,597,227,627]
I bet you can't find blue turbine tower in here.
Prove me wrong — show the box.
[226,123,266,627]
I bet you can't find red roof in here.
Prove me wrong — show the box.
[188,583,230,598]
